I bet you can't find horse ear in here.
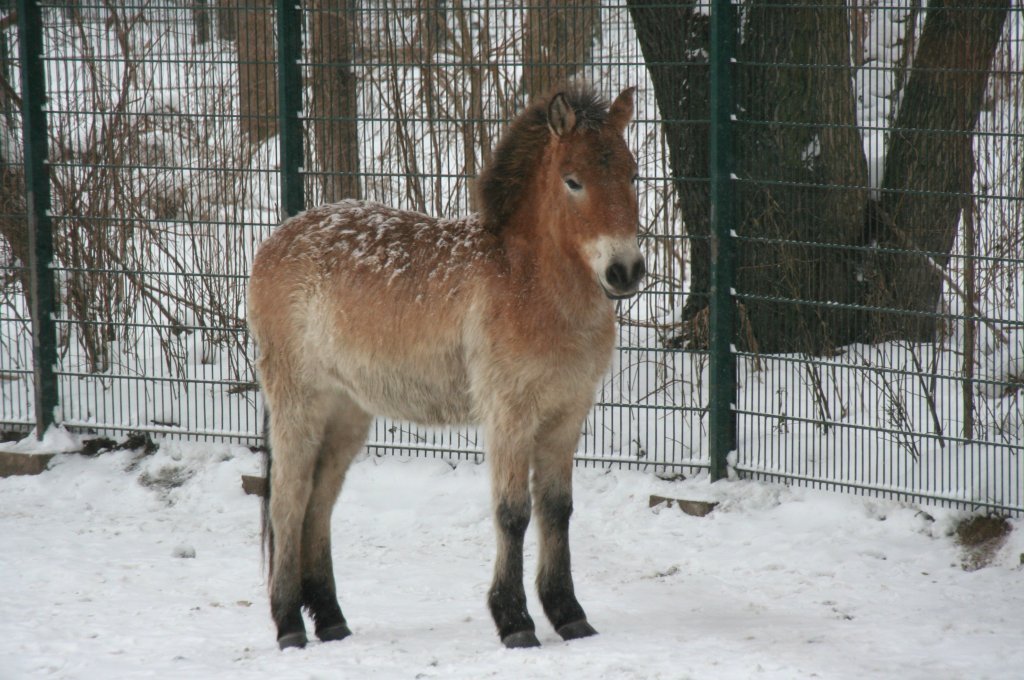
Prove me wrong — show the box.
[608,86,636,134]
[547,93,577,138]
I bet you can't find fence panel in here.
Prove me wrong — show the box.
[3,3,274,441]
[1,1,706,473]
[725,0,1023,514]
[296,2,708,473]
[0,1,1020,515]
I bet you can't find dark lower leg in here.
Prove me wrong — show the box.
[301,545,350,641]
[271,577,307,649]
[488,499,538,647]
[536,492,595,640]
[298,407,366,643]
[266,398,328,651]
[270,494,311,649]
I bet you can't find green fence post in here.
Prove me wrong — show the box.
[277,0,304,218]
[17,0,59,438]
[708,0,737,481]
[264,0,304,446]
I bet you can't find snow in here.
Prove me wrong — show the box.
[2,442,1022,680]
[0,425,81,455]
[799,135,821,165]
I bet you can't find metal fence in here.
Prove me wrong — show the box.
[1,0,1021,515]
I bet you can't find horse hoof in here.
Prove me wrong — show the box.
[277,631,308,650]
[557,619,598,641]
[317,623,352,642]
[501,630,541,649]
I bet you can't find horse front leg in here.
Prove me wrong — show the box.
[486,426,539,648]
[532,411,597,641]
[299,400,370,643]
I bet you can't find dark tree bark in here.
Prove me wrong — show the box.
[734,0,868,354]
[308,0,362,202]
[0,25,27,307]
[520,0,599,100]
[0,161,29,312]
[452,1,486,212]
[236,1,277,144]
[870,0,1009,342]
[626,1,710,327]
[193,1,211,44]
[217,2,237,41]
[416,0,449,125]
[631,0,1009,354]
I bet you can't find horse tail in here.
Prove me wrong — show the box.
[260,406,275,580]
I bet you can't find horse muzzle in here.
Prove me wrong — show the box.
[601,255,646,299]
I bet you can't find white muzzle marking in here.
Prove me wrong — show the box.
[584,235,645,299]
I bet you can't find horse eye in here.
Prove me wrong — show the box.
[564,176,583,191]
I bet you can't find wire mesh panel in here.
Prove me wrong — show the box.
[297,1,707,474]
[725,1,1023,514]
[3,3,273,442]
[1,1,704,468]
[2,1,1020,513]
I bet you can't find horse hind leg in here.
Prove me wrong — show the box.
[300,393,371,644]
[266,388,330,650]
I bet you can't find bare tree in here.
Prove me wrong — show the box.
[732,0,869,354]
[628,2,710,336]
[453,0,488,211]
[308,0,362,202]
[0,148,29,312]
[236,0,277,144]
[520,0,599,100]
[0,11,28,307]
[193,0,211,44]
[630,0,1009,354]
[217,2,237,41]
[870,0,1010,342]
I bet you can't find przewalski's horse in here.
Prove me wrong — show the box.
[247,84,645,650]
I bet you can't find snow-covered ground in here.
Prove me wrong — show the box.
[2,435,1022,680]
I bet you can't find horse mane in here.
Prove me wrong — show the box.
[476,83,610,233]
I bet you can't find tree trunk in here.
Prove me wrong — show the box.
[627,1,710,331]
[217,2,237,41]
[520,0,599,100]
[0,26,28,309]
[0,161,29,313]
[236,1,277,144]
[417,0,449,125]
[633,0,1006,354]
[734,0,868,354]
[870,0,1009,342]
[193,1,211,44]
[308,0,362,203]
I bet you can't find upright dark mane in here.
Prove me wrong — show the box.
[477,84,610,232]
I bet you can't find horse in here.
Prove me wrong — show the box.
[247,84,646,650]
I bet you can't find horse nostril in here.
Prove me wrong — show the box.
[606,262,629,290]
[631,258,646,285]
